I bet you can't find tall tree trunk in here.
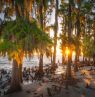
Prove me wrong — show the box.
[65,1,72,89]
[38,0,44,75]
[65,50,72,89]
[62,15,67,64]
[74,0,81,72]
[67,2,72,78]
[75,12,80,72]
[7,59,21,93]
[53,0,58,66]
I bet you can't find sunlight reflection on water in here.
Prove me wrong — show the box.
[0,55,62,69]
[55,66,66,74]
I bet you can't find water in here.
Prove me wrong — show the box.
[0,54,84,70]
[0,55,62,69]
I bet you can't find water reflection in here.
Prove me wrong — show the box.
[55,66,66,75]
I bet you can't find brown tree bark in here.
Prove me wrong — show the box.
[38,0,44,76]
[7,59,21,93]
[65,1,72,89]
[75,9,80,72]
[19,63,23,83]
[93,54,95,66]
[38,53,44,77]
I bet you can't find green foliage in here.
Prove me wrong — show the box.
[0,18,52,55]
[15,0,24,5]
[83,35,95,57]
[59,0,95,58]
[0,40,16,53]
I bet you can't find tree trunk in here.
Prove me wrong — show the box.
[65,1,72,89]
[93,54,95,66]
[62,55,64,65]
[74,55,78,72]
[53,0,58,66]
[67,50,72,79]
[38,0,44,76]
[75,41,79,72]
[19,64,23,83]
[7,59,21,94]
[67,2,72,78]
[51,53,53,64]
[75,6,80,72]
[15,2,20,17]
[65,50,72,89]
[39,53,44,77]
[93,58,95,66]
